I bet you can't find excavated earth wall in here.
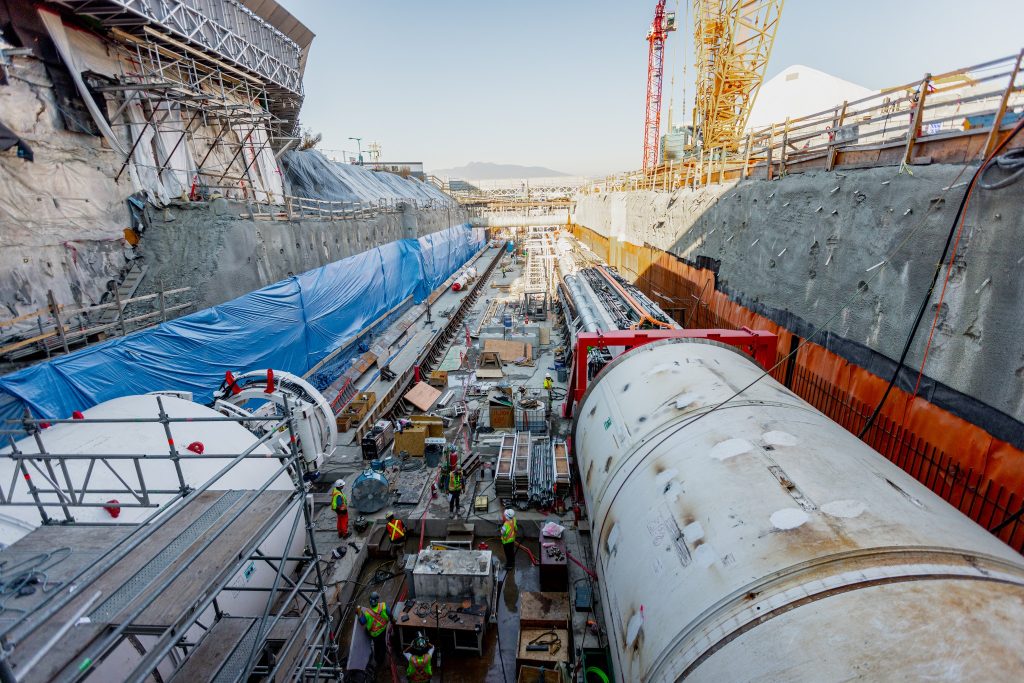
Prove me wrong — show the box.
[572,164,1024,448]
[133,202,471,310]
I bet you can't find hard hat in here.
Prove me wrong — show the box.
[334,479,345,488]
[545,372,551,378]
[369,591,380,605]
[385,511,395,520]
[504,509,515,520]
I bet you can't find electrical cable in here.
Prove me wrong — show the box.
[590,147,982,522]
[859,116,1024,438]
[978,147,1024,190]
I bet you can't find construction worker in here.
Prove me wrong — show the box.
[358,591,391,667]
[501,509,518,570]
[385,511,405,544]
[404,633,434,682]
[331,479,350,539]
[544,372,554,415]
[448,466,463,518]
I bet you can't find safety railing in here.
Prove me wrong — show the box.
[243,194,457,222]
[0,286,194,362]
[583,49,1024,194]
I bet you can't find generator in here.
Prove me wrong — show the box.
[361,420,395,460]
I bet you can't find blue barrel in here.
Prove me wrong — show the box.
[506,240,514,252]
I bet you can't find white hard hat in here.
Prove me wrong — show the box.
[545,372,551,378]
[335,479,345,488]
[504,509,515,520]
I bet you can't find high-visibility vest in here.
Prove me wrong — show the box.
[406,653,432,681]
[448,472,462,492]
[331,488,347,513]
[387,518,406,542]
[543,378,553,390]
[501,518,517,544]
[363,602,389,637]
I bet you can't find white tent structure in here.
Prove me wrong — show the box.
[748,65,874,130]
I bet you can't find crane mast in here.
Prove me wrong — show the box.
[642,1,676,174]
[692,0,784,155]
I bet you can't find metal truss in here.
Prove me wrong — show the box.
[0,397,338,682]
[51,0,302,97]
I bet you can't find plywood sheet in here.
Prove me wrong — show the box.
[476,368,503,379]
[483,339,533,362]
[404,382,442,411]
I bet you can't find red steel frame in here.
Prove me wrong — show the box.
[567,328,778,409]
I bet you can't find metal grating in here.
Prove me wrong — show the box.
[212,617,262,683]
[51,0,303,95]
[90,490,247,621]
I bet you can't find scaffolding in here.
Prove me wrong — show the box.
[90,27,297,204]
[0,396,340,682]
[50,0,303,99]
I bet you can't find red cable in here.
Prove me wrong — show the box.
[906,121,1022,407]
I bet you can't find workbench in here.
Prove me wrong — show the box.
[394,599,486,656]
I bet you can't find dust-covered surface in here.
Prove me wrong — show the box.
[573,164,1024,434]
[134,201,471,311]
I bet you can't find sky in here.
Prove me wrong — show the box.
[284,0,1023,176]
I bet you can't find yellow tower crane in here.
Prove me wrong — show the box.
[691,0,784,156]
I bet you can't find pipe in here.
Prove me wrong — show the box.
[572,338,1024,682]
[564,274,602,333]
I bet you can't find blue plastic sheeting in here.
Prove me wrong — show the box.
[281,150,454,205]
[0,224,482,423]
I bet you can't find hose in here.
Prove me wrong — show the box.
[978,148,1024,190]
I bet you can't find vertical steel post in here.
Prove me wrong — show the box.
[902,73,932,168]
[47,290,69,354]
[983,49,1023,159]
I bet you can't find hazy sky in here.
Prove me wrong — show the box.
[284,0,1023,176]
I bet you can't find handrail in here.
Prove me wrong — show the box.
[580,50,1024,193]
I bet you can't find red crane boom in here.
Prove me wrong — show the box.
[642,1,676,174]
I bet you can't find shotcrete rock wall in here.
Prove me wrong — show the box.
[573,165,1024,440]
[134,201,471,310]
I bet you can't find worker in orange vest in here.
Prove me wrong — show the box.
[385,511,406,557]
[331,479,350,538]
[358,591,391,667]
[403,633,435,682]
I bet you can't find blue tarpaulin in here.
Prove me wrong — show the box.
[0,224,482,423]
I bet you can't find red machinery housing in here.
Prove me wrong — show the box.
[566,328,777,413]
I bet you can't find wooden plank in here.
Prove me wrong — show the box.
[516,628,569,669]
[519,592,570,629]
[483,339,529,362]
[404,382,442,411]
[168,617,255,683]
[137,491,296,625]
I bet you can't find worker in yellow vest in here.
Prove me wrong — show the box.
[403,633,435,682]
[501,508,518,570]
[330,479,350,538]
[358,591,391,667]
[448,466,464,518]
